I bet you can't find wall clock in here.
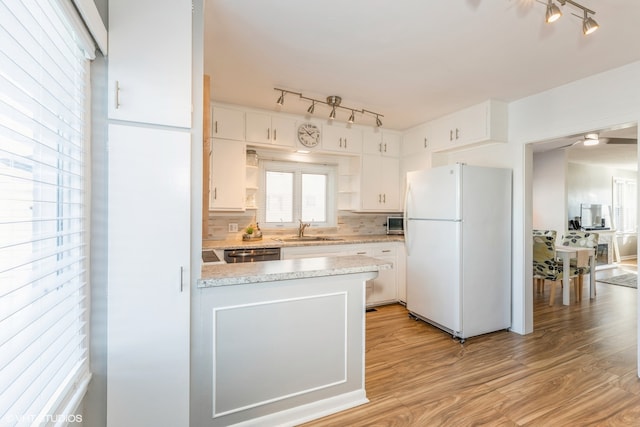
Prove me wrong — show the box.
[297,122,321,148]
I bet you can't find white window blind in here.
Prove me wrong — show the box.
[0,0,92,425]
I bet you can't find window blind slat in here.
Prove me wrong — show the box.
[0,0,90,423]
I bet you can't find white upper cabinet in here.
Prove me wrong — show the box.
[245,112,296,147]
[402,123,432,156]
[363,129,401,157]
[322,122,363,154]
[108,0,192,127]
[211,139,246,211]
[212,106,245,141]
[430,100,508,152]
[360,154,401,211]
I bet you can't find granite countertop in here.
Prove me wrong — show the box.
[198,255,392,288]
[202,234,404,250]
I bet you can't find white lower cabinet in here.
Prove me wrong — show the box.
[107,124,190,427]
[282,242,401,306]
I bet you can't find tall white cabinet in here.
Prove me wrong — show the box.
[107,126,191,427]
[106,0,192,426]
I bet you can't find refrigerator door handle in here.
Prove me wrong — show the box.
[403,182,411,256]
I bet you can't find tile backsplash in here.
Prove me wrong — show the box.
[205,211,399,241]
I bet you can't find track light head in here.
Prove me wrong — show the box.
[276,90,285,106]
[583,14,599,35]
[348,110,355,124]
[375,115,383,127]
[545,1,562,23]
[329,107,336,120]
[307,101,315,114]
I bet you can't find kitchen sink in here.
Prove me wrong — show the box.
[274,236,345,242]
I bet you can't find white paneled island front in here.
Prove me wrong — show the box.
[193,256,391,427]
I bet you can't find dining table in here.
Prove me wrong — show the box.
[555,245,596,305]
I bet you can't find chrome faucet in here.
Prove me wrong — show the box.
[298,219,311,237]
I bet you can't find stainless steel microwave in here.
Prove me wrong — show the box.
[386,216,404,235]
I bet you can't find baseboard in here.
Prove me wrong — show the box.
[228,390,369,427]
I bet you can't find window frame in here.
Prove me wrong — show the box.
[258,159,337,229]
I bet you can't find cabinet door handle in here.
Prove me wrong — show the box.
[379,143,382,153]
[345,139,347,148]
[114,80,121,109]
[213,187,217,200]
[449,129,453,141]
[455,128,460,140]
[357,251,367,255]
[382,249,391,253]
[383,194,386,203]
[273,128,277,141]
[424,137,428,148]
[214,121,218,134]
[384,143,387,152]
[339,137,343,148]
[179,266,184,292]
[267,128,270,140]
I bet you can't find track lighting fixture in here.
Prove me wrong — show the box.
[540,0,599,35]
[273,88,384,127]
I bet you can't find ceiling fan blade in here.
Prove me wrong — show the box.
[604,137,637,145]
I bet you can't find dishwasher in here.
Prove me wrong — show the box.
[223,247,281,263]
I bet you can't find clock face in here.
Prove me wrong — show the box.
[297,123,320,148]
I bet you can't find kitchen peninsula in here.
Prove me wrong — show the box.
[193,254,392,426]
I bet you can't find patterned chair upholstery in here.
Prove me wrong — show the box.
[533,231,577,305]
[533,229,557,237]
[560,231,599,299]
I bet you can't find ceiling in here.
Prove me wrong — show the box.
[204,0,640,132]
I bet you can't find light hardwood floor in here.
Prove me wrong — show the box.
[303,262,639,426]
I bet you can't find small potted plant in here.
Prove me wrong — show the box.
[242,223,262,241]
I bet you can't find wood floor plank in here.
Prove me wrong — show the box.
[303,264,639,426]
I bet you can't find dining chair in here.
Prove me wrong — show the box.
[560,231,599,300]
[533,232,577,306]
[532,230,556,294]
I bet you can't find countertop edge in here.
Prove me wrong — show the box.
[198,255,392,288]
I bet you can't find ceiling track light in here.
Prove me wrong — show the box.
[545,0,562,23]
[274,88,384,127]
[541,0,599,35]
[307,101,315,114]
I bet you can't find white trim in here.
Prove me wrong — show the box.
[72,0,108,55]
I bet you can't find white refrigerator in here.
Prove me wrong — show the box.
[404,164,512,341]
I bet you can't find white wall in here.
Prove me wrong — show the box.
[533,150,567,235]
